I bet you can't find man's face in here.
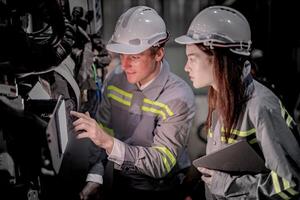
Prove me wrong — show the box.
[120,48,163,85]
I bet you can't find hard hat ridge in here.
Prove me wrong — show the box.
[175,6,252,56]
[106,6,168,54]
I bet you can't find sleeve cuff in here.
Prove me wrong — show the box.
[210,171,230,196]
[86,173,103,184]
[107,138,125,166]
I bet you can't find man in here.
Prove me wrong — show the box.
[71,6,195,200]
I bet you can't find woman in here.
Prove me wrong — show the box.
[175,6,300,199]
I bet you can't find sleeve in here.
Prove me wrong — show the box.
[208,104,300,199]
[86,165,104,184]
[108,97,195,178]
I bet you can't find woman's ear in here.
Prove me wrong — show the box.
[155,47,164,62]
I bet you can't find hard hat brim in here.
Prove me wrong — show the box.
[175,35,200,45]
[106,43,150,54]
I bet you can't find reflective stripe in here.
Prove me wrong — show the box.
[221,136,236,144]
[249,138,257,144]
[143,98,174,117]
[107,85,132,106]
[141,106,166,120]
[208,129,213,137]
[108,93,131,106]
[103,127,114,136]
[107,85,174,120]
[283,177,299,196]
[98,123,114,136]
[271,171,291,199]
[153,146,176,173]
[286,116,293,128]
[279,101,286,119]
[161,155,171,172]
[283,177,290,190]
[227,138,235,144]
[221,136,257,144]
[221,127,256,137]
[220,127,257,144]
[279,100,295,128]
[108,85,132,98]
[286,188,299,196]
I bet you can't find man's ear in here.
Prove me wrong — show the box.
[155,48,164,62]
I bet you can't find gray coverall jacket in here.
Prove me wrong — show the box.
[91,59,195,191]
[206,78,300,199]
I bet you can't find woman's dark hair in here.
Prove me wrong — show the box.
[196,44,250,141]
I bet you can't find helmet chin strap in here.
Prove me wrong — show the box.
[152,31,170,47]
[203,40,252,56]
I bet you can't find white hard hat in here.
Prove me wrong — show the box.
[175,6,252,56]
[106,6,168,54]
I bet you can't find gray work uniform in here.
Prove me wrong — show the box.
[206,78,300,199]
[95,59,195,191]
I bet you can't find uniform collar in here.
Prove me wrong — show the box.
[141,58,170,100]
[137,63,162,90]
[242,61,254,97]
[121,58,170,100]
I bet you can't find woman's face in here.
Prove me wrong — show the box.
[184,44,215,89]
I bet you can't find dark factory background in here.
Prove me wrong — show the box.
[0,0,299,199]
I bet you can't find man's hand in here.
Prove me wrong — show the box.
[71,111,114,153]
[80,182,102,200]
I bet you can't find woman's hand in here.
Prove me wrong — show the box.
[197,167,216,186]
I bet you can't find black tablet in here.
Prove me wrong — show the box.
[192,140,269,174]
[46,95,68,174]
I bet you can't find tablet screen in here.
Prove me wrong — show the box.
[46,95,68,174]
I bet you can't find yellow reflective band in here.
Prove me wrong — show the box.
[141,106,166,120]
[228,138,236,144]
[249,138,257,144]
[108,93,131,106]
[208,129,213,137]
[271,171,291,200]
[283,178,299,196]
[283,177,290,189]
[221,136,257,145]
[221,136,237,144]
[286,188,299,196]
[286,116,293,128]
[153,146,176,173]
[160,155,170,173]
[143,98,174,117]
[98,123,114,136]
[221,127,256,137]
[279,100,295,128]
[103,127,114,136]
[108,85,133,98]
[279,101,285,119]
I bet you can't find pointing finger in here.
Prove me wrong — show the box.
[85,112,90,117]
[70,111,89,119]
